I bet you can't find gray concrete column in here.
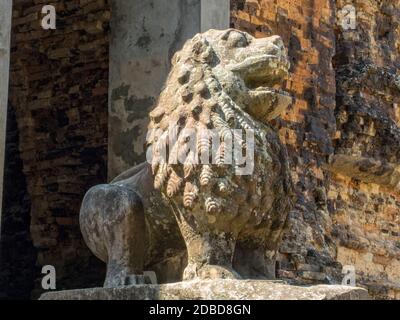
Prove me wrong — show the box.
[201,0,230,32]
[108,0,230,179]
[0,0,13,237]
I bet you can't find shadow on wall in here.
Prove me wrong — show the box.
[0,104,37,300]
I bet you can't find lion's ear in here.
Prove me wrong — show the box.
[220,29,232,41]
[191,36,217,65]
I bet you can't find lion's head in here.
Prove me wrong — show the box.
[147,29,293,235]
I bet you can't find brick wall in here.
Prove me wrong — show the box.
[232,0,400,299]
[232,0,340,283]
[332,0,400,299]
[4,0,110,297]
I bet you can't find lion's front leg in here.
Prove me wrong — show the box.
[177,218,241,280]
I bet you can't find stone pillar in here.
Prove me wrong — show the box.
[108,0,230,179]
[201,0,230,32]
[0,0,12,237]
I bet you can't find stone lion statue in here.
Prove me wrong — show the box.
[80,29,294,287]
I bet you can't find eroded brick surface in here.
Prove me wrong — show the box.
[232,0,400,299]
[3,0,109,297]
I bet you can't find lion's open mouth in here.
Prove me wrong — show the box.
[228,54,292,121]
[229,54,289,89]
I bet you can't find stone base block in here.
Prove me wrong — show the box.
[40,280,371,300]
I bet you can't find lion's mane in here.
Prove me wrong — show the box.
[147,32,291,234]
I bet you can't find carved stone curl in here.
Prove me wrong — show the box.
[80,29,295,287]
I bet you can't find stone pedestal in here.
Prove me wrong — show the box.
[40,280,371,300]
[108,0,230,179]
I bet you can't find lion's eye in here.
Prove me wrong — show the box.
[227,32,248,48]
